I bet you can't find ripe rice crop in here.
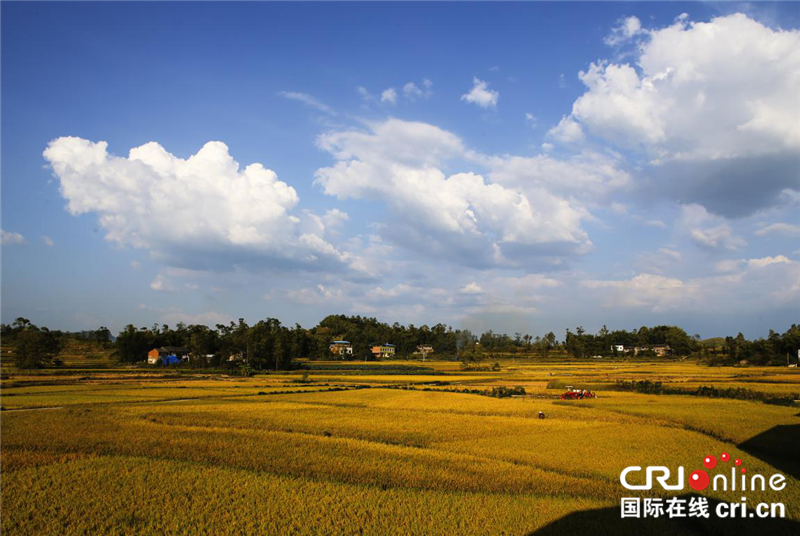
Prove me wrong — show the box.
[2,360,798,534]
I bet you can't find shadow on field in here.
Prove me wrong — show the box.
[738,424,800,480]
[529,495,799,536]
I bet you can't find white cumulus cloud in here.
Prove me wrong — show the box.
[402,80,433,100]
[403,82,422,100]
[486,150,630,200]
[604,16,645,46]
[546,116,586,144]
[561,13,800,217]
[574,14,800,158]
[690,224,746,251]
[583,255,800,313]
[460,282,483,295]
[43,137,349,271]
[461,78,499,109]
[1,230,26,245]
[680,204,746,251]
[315,119,591,267]
[150,274,177,292]
[380,88,398,105]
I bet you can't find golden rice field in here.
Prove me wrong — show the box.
[1,359,799,535]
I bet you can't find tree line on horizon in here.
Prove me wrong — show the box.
[1,315,798,369]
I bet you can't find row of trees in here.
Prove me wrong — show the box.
[564,325,700,358]
[705,327,800,366]
[111,315,472,368]
[2,315,798,369]
[113,319,302,370]
[473,330,559,356]
[1,318,113,344]
[467,325,700,358]
[1,318,64,369]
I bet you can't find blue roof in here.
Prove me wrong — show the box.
[331,340,350,344]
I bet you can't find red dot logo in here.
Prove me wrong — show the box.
[721,452,730,462]
[741,468,747,474]
[735,459,742,466]
[689,470,709,490]
[703,455,717,469]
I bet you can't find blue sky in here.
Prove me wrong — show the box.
[2,2,799,339]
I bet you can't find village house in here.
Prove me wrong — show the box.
[610,344,671,357]
[329,340,353,358]
[371,343,395,359]
[228,352,245,362]
[147,346,190,365]
[633,344,671,357]
[416,345,434,360]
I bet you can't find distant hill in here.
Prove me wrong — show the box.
[57,339,117,368]
[1,338,116,370]
[700,337,727,347]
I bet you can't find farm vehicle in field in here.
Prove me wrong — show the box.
[559,386,597,400]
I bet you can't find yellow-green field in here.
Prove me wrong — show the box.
[2,359,799,534]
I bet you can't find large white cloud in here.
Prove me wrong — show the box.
[43,137,349,270]
[562,13,800,217]
[573,13,800,158]
[314,119,591,267]
[582,255,800,313]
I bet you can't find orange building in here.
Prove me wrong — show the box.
[370,344,395,359]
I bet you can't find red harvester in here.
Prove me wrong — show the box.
[560,387,597,400]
